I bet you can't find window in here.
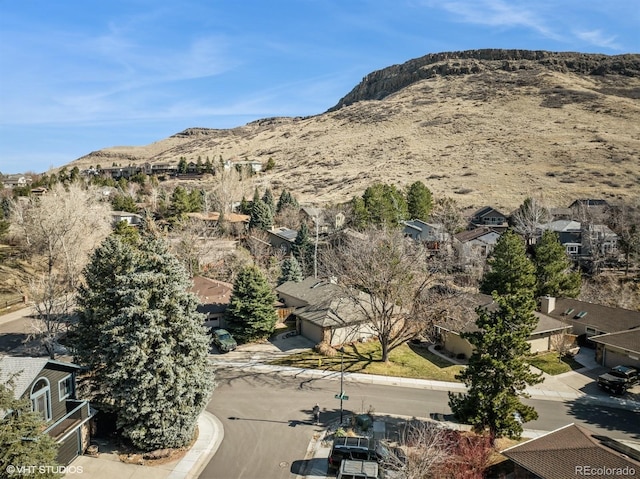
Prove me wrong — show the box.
[30,378,52,421]
[58,375,73,400]
[585,327,596,336]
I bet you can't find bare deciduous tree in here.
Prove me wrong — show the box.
[321,227,460,362]
[209,166,253,215]
[170,216,220,277]
[392,421,451,479]
[512,196,551,245]
[10,184,111,356]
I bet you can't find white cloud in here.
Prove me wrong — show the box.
[432,0,562,41]
[574,29,621,51]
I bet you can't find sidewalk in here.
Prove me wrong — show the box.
[66,411,222,479]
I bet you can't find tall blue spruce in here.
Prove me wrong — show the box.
[74,235,214,450]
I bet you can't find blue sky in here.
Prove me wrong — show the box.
[1,1,638,174]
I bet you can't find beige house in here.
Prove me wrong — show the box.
[590,329,640,369]
[436,294,572,359]
[276,277,376,346]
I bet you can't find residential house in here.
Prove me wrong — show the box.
[223,159,262,173]
[582,223,618,257]
[500,423,640,479]
[267,227,298,254]
[435,294,571,359]
[540,296,640,344]
[402,219,450,252]
[276,277,375,346]
[569,199,611,222]
[453,227,501,263]
[0,357,95,465]
[111,210,143,227]
[539,220,582,255]
[540,296,640,366]
[1,174,32,189]
[299,206,346,234]
[189,276,233,328]
[468,206,509,231]
[150,163,179,176]
[590,329,640,369]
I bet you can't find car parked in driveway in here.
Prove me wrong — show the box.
[211,328,237,353]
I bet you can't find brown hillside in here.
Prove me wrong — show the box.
[71,50,640,211]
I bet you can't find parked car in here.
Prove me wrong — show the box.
[336,459,379,479]
[597,365,639,395]
[211,328,237,353]
[328,436,375,472]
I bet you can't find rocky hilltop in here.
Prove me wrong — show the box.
[72,49,640,211]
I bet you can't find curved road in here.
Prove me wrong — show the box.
[201,366,640,479]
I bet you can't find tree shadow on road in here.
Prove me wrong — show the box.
[566,399,640,440]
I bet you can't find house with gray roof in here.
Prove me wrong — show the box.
[276,277,376,345]
[453,227,501,263]
[435,294,571,359]
[501,423,640,479]
[540,296,640,367]
[590,329,640,369]
[267,227,298,253]
[0,356,95,465]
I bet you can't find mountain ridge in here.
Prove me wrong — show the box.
[70,49,640,211]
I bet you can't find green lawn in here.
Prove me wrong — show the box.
[270,341,464,382]
[529,351,583,375]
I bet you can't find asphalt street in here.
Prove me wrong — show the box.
[201,366,640,479]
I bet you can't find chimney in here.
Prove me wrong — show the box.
[540,296,556,314]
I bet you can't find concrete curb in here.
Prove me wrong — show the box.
[167,411,223,479]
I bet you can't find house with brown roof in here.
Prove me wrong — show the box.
[0,357,95,466]
[540,296,640,367]
[189,276,233,328]
[453,227,502,263]
[435,294,571,359]
[501,423,640,479]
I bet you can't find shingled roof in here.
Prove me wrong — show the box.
[502,424,640,479]
[0,357,80,399]
[546,298,640,333]
[590,328,640,354]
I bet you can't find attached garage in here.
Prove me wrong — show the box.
[592,330,640,369]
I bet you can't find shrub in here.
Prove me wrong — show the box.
[314,341,338,357]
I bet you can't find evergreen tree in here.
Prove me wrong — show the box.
[278,255,303,285]
[239,196,250,215]
[292,223,314,276]
[360,183,408,227]
[406,181,433,222]
[276,190,298,213]
[480,230,536,296]
[225,265,278,343]
[533,230,581,298]
[204,157,213,174]
[448,292,542,442]
[111,194,138,213]
[73,236,214,450]
[249,199,273,230]
[113,220,140,245]
[0,380,61,478]
[262,188,276,215]
[178,157,188,174]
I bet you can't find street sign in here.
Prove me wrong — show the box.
[335,393,349,400]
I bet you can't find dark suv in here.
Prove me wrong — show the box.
[328,436,376,473]
[597,365,639,395]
